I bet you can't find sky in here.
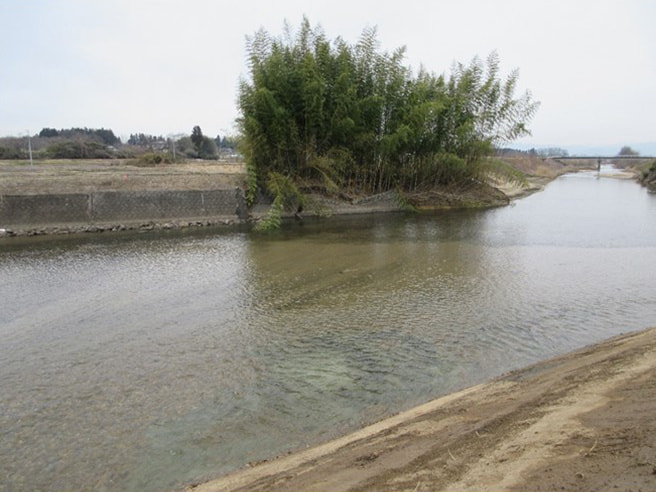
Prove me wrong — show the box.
[1,0,654,153]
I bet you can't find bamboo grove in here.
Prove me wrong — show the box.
[238,18,539,212]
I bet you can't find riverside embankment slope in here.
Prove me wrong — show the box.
[188,327,656,492]
[0,157,574,236]
[0,160,249,235]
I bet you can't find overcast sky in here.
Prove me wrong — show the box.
[1,0,654,152]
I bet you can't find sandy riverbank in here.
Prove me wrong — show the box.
[187,327,656,492]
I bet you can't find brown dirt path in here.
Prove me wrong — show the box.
[187,327,656,492]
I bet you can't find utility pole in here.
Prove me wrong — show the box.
[26,131,33,168]
[168,134,181,161]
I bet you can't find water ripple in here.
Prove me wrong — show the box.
[1,175,655,491]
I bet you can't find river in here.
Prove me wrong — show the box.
[1,167,655,491]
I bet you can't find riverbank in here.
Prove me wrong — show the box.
[0,160,247,237]
[187,326,656,492]
[0,157,577,237]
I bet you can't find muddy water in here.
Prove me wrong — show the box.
[1,168,655,491]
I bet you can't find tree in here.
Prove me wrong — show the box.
[95,128,120,146]
[618,146,639,156]
[239,18,539,212]
[0,144,25,159]
[39,128,59,138]
[191,126,204,153]
[174,136,195,157]
[45,140,111,159]
[199,136,218,159]
[537,147,568,157]
[127,133,166,148]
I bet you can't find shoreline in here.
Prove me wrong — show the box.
[186,327,656,492]
[1,157,598,238]
[0,174,549,239]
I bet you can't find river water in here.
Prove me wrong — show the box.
[1,168,655,491]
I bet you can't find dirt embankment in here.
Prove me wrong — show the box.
[188,327,656,492]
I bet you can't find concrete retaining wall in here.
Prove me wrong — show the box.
[0,189,248,227]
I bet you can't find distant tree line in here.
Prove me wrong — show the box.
[497,147,569,158]
[0,126,239,161]
[239,18,539,210]
[38,127,120,146]
[0,127,120,159]
[127,133,166,147]
[535,147,569,158]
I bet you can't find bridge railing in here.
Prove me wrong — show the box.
[547,156,655,160]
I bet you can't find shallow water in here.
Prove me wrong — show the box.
[1,167,655,491]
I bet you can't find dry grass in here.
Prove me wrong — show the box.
[0,159,246,194]
[498,155,595,179]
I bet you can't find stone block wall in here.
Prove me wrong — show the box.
[0,189,247,227]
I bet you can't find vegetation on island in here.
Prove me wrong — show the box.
[238,18,539,227]
[639,159,656,191]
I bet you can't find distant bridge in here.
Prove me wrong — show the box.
[547,155,655,160]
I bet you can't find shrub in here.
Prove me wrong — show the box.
[0,146,25,159]
[128,153,175,166]
[46,140,112,159]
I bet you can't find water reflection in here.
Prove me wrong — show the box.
[1,170,655,491]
